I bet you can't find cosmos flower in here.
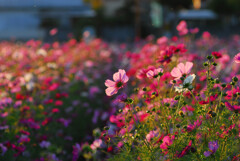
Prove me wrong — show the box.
[176,21,188,36]
[160,135,175,150]
[177,140,192,158]
[105,69,129,96]
[211,51,222,59]
[174,74,196,93]
[146,130,159,142]
[39,141,51,148]
[225,102,240,113]
[146,67,163,78]
[171,62,193,80]
[234,53,240,63]
[204,141,219,157]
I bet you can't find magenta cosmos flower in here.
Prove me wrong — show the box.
[105,69,129,96]
[234,53,240,63]
[225,102,240,113]
[171,62,193,80]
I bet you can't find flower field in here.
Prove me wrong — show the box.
[1,21,240,161]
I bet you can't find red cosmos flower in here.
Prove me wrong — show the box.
[44,99,53,104]
[16,93,25,100]
[177,140,192,158]
[55,100,63,106]
[52,108,60,113]
[170,44,187,54]
[157,48,173,64]
[105,69,129,96]
[107,146,113,152]
[211,51,222,59]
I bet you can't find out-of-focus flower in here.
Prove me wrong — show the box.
[225,102,240,113]
[190,28,199,34]
[146,130,159,142]
[176,21,188,36]
[234,53,240,63]
[49,28,58,36]
[212,51,222,59]
[0,143,7,156]
[90,139,103,151]
[177,140,192,158]
[204,141,219,157]
[39,141,51,148]
[160,135,175,150]
[146,67,163,78]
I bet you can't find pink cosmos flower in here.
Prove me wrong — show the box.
[160,135,175,149]
[187,119,202,132]
[171,62,193,80]
[234,53,240,63]
[176,21,188,36]
[146,67,163,78]
[146,130,159,142]
[157,36,168,45]
[105,69,129,96]
[202,31,211,39]
[49,28,58,36]
[190,27,199,34]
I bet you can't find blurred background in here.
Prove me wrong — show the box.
[0,0,240,41]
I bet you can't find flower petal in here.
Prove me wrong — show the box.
[105,87,118,96]
[185,62,193,74]
[225,102,234,111]
[171,67,181,78]
[204,151,212,157]
[105,79,115,87]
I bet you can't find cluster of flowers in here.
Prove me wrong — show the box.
[0,38,129,160]
[80,22,240,160]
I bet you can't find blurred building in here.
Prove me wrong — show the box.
[0,0,95,40]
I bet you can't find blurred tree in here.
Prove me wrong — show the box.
[209,0,240,15]
[158,0,192,10]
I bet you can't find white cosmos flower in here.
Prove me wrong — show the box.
[174,74,196,93]
[183,74,196,85]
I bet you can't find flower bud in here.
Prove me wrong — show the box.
[232,76,238,82]
[207,55,213,60]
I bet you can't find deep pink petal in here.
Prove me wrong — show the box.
[234,105,240,110]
